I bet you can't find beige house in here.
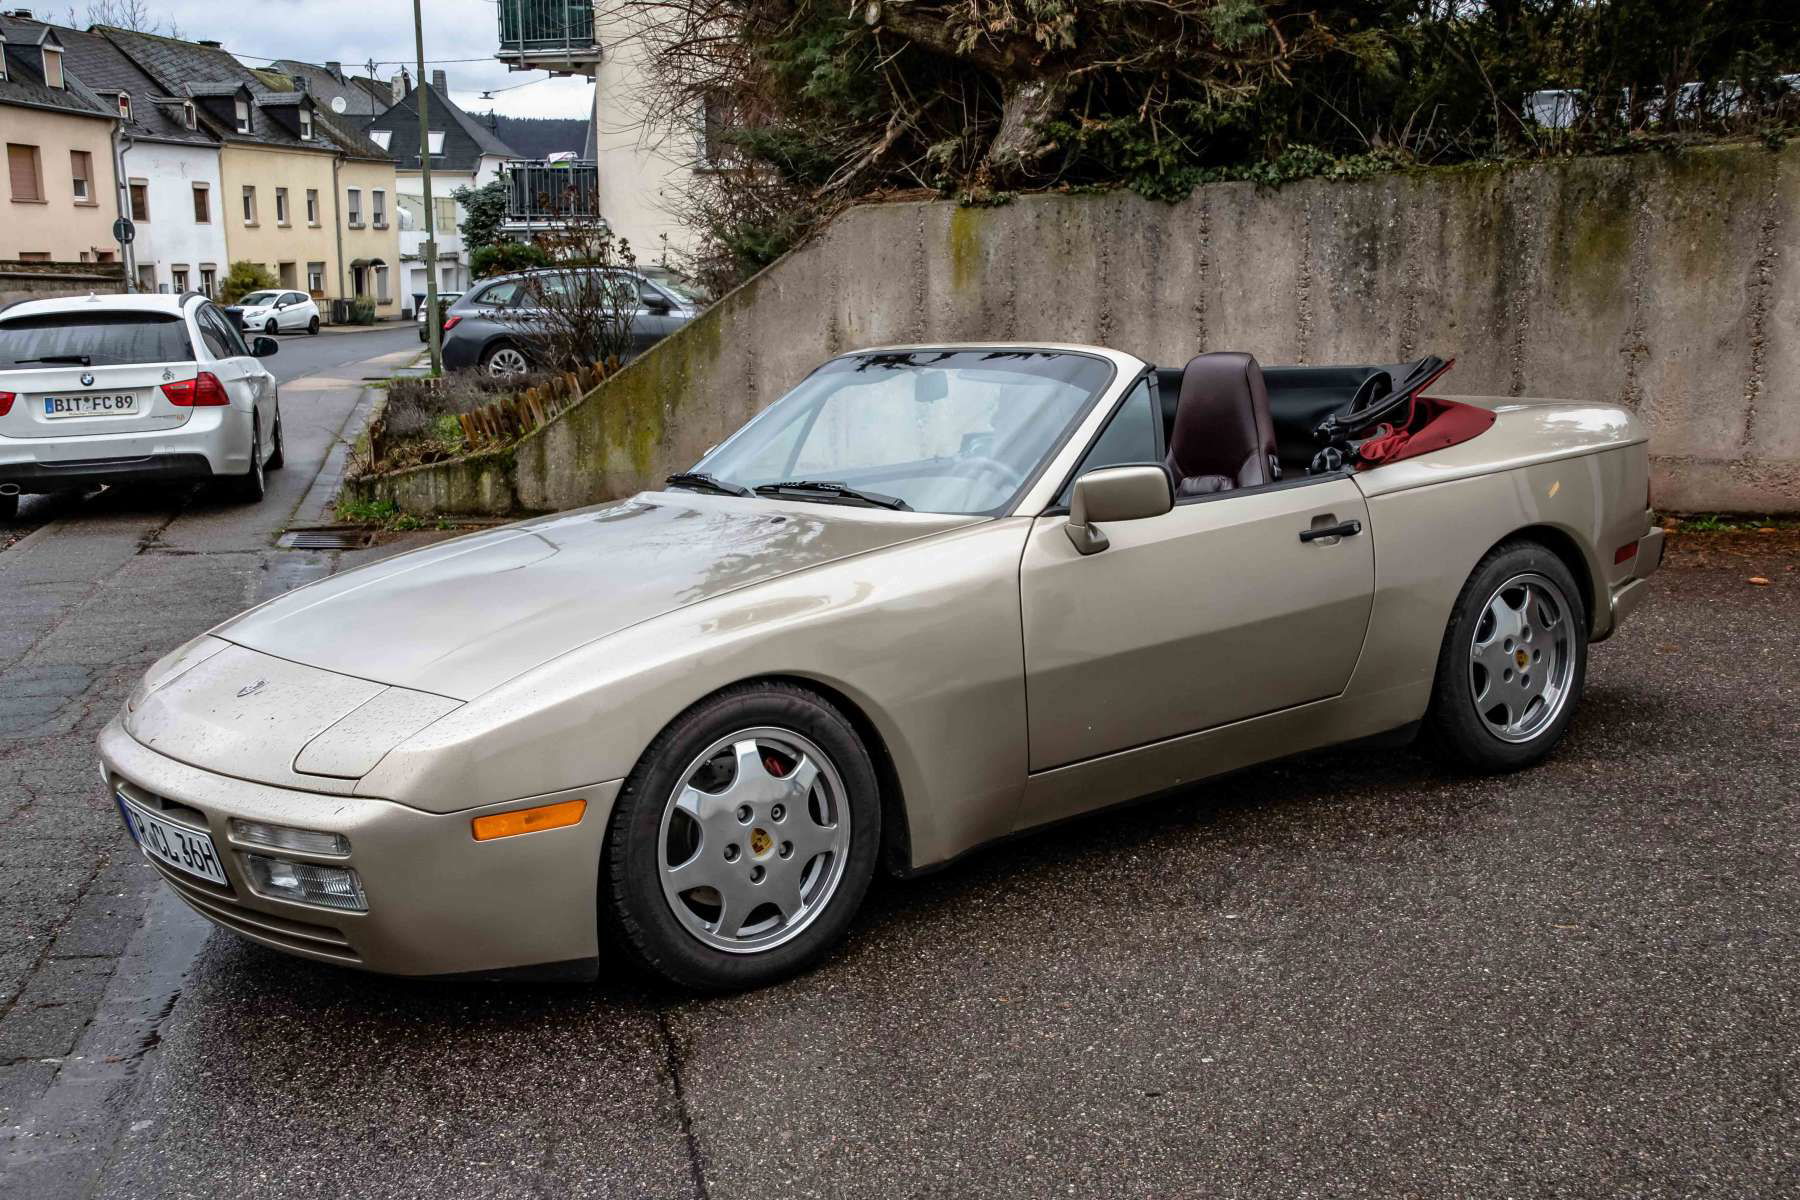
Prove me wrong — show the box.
[103,29,401,316]
[1,17,122,262]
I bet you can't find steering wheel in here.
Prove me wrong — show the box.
[958,455,1024,494]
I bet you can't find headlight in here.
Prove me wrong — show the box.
[242,853,367,912]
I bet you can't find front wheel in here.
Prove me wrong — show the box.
[603,683,881,991]
[265,407,285,470]
[1424,540,1587,771]
[264,318,278,335]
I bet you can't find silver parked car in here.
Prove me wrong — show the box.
[439,268,700,377]
[0,292,285,520]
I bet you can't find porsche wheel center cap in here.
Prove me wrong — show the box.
[749,828,773,858]
[1514,648,1530,669]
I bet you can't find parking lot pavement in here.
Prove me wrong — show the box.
[7,528,1787,1198]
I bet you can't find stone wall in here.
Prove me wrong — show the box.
[354,140,1800,515]
[0,261,128,307]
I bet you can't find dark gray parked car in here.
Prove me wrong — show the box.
[439,269,702,377]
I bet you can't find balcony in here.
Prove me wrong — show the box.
[495,0,601,75]
[498,160,603,233]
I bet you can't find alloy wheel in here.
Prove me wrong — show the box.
[485,347,529,377]
[657,727,851,954]
[1468,571,1575,743]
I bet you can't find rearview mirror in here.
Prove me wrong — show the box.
[1065,465,1172,555]
[251,336,279,358]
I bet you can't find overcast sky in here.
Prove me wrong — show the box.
[75,0,595,118]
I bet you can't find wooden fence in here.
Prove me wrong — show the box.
[455,358,619,447]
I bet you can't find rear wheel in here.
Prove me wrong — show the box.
[1425,540,1587,771]
[604,683,881,991]
[229,417,267,504]
[307,316,320,335]
[480,342,530,379]
[0,492,16,523]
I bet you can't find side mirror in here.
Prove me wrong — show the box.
[1065,465,1172,555]
[251,335,279,358]
[641,293,672,314]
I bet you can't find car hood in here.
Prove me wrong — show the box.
[216,493,978,700]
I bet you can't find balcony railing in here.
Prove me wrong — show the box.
[496,0,599,66]
[502,160,601,223]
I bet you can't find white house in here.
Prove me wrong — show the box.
[56,23,228,296]
[361,71,516,312]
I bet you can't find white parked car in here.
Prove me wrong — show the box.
[0,292,285,520]
[417,291,463,342]
[226,290,320,336]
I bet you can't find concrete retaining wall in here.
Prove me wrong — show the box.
[353,140,1800,515]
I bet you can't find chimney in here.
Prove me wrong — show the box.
[325,61,343,80]
[291,74,307,93]
[431,69,447,94]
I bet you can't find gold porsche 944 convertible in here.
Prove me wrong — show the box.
[101,344,1662,989]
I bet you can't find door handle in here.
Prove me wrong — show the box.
[1299,519,1362,543]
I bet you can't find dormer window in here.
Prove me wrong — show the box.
[368,129,391,151]
[426,130,444,156]
[0,33,8,83]
[117,92,133,122]
[234,97,251,133]
[299,108,313,140]
[43,46,64,89]
[183,101,196,130]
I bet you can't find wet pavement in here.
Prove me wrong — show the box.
[3,394,1797,1194]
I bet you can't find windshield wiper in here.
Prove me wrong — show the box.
[13,354,91,366]
[753,480,911,511]
[664,471,751,497]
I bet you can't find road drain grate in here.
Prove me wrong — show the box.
[280,528,374,551]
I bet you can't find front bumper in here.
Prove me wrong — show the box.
[98,716,619,977]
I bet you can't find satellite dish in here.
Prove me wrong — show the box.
[330,96,347,114]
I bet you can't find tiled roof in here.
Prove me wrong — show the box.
[0,15,117,122]
[267,59,392,120]
[45,21,216,146]
[488,115,589,160]
[362,83,520,172]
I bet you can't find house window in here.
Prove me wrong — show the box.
[117,92,132,122]
[128,179,149,221]
[425,130,444,156]
[372,189,385,228]
[305,188,319,225]
[172,265,189,290]
[7,144,43,203]
[199,266,216,297]
[299,109,313,140]
[183,101,196,130]
[368,129,391,151]
[192,182,210,222]
[242,185,256,224]
[43,48,63,89]
[346,187,362,226]
[234,98,251,133]
[275,186,289,225]
[71,151,95,203]
[375,263,390,302]
[306,261,324,293]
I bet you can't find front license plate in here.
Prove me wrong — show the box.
[117,794,228,885]
[43,393,139,418]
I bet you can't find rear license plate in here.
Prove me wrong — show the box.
[117,794,228,885]
[43,394,139,418]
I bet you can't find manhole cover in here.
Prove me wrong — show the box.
[279,528,374,550]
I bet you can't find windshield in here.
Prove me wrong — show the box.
[642,269,705,306]
[239,292,280,306]
[691,350,1113,515]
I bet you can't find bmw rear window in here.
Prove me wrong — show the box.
[0,312,194,368]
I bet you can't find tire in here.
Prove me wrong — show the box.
[1424,539,1588,772]
[229,417,267,504]
[480,341,530,379]
[0,492,16,523]
[264,318,278,335]
[307,316,320,335]
[603,682,882,991]
[265,406,285,470]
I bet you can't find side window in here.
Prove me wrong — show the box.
[1059,376,1159,504]
[284,292,305,307]
[475,281,520,307]
[193,306,231,359]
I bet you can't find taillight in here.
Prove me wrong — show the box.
[442,316,462,333]
[0,391,13,417]
[162,372,230,407]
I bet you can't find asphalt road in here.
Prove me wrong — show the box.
[4,374,1797,1194]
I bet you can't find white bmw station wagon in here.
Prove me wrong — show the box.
[0,292,285,520]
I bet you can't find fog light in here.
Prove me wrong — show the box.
[229,819,349,857]
[243,853,367,912]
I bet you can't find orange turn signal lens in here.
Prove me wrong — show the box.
[471,798,587,841]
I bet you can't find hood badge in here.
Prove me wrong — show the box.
[80,372,95,387]
[237,679,268,698]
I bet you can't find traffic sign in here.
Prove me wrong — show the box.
[113,217,135,245]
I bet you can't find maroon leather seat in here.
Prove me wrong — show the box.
[1165,351,1280,497]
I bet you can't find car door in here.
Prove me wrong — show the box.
[631,278,684,357]
[280,293,307,331]
[1017,382,1375,774]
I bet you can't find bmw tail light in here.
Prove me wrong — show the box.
[0,391,13,417]
[161,372,230,406]
[442,316,462,333]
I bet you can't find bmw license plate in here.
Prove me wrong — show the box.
[117,794,228,885]
[44,394,139,418]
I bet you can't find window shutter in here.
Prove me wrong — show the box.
[8,145,41,202]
